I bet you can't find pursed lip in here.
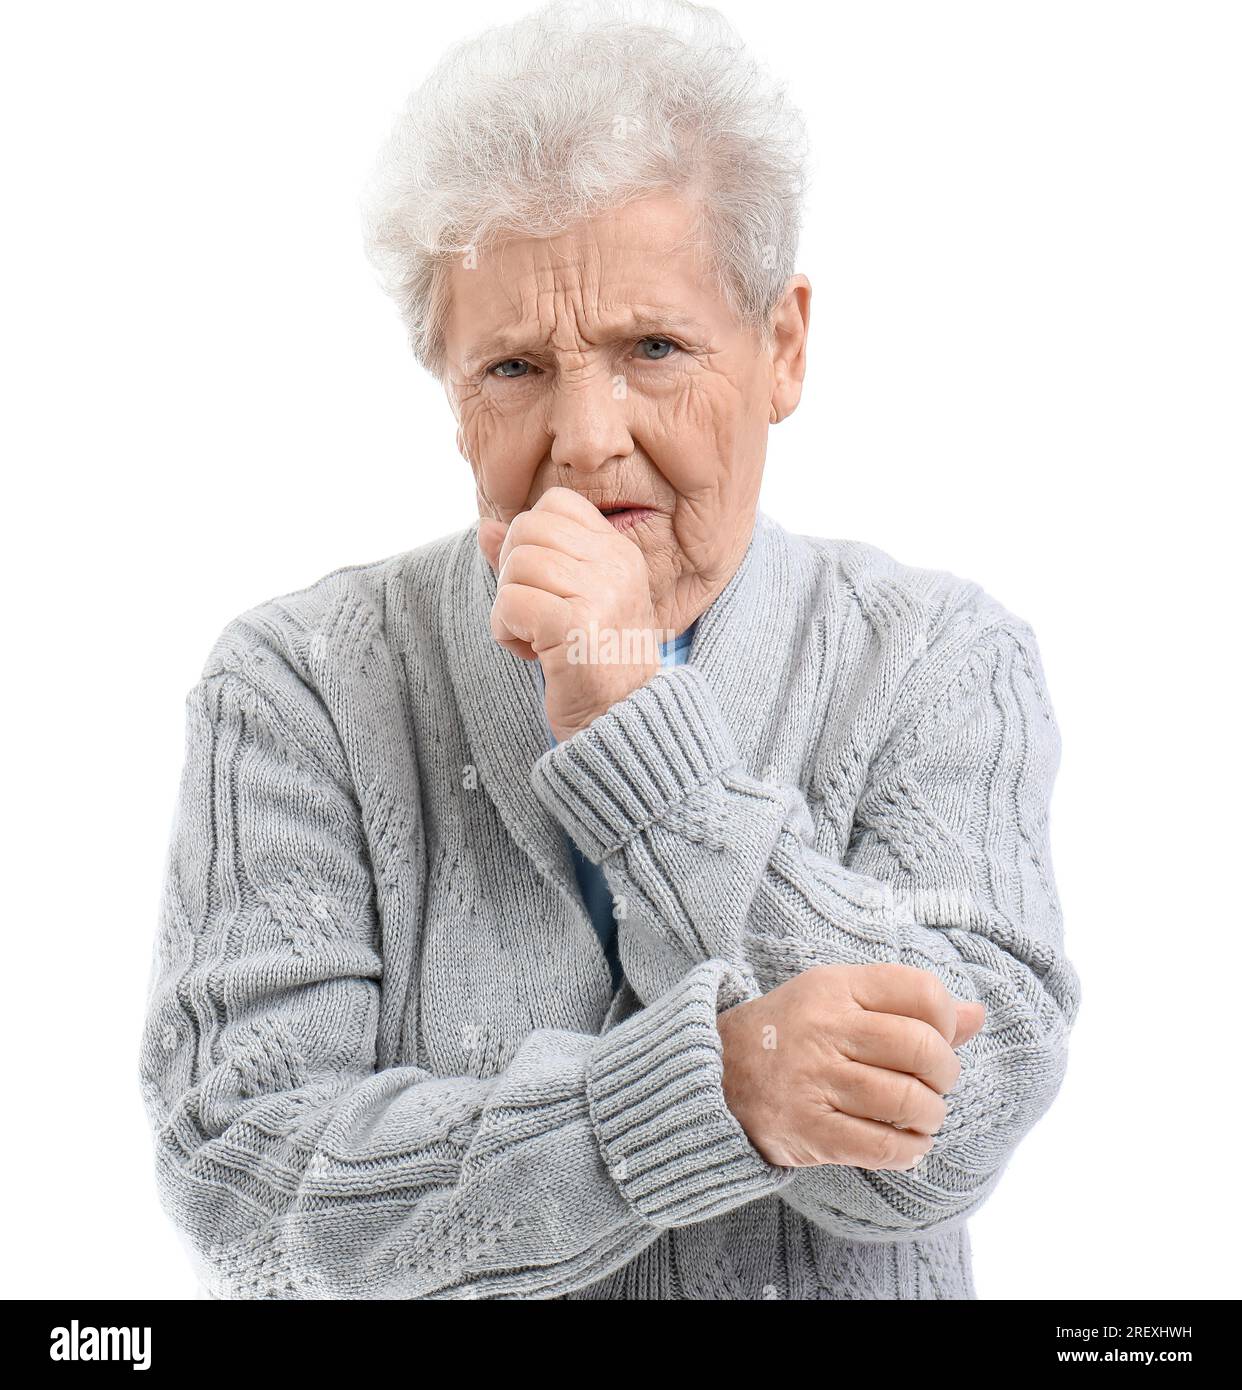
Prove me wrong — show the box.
[600,504,658,532]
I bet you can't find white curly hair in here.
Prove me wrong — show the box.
[358,0,811,380]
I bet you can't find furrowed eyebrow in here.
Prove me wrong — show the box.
[463,311,708,373]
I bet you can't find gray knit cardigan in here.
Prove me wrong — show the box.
[139,509,1081,1300]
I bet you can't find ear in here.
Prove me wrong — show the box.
[768,274,811,424]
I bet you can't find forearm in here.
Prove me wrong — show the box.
[571,778,1073,1238]
[530,657,1082,1237]
[143,949,790,1298]
[144,666,791,1300]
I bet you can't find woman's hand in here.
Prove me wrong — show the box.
[715,962,987,1170]
[478,487,664,741]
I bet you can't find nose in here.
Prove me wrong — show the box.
[547,369,635,475]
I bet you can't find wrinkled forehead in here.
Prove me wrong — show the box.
[442,194,736,369]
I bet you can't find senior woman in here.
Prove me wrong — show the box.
[139,0,1080,1300]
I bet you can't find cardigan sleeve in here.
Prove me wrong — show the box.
[139,666,791,1300]
[529,619,1082,1242]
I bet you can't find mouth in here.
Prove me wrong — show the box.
[598,503,658,532]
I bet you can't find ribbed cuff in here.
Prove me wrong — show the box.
[530,665,739,863]
[585,957,792,1227]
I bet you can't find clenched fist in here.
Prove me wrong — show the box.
[478,487,665,741]
[716,963,987,1170]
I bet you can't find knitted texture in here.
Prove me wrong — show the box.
[139,511,1080,1300]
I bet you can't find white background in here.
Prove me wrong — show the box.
[2,0,1238,1299]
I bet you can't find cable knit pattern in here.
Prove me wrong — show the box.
[139,511,1080,1299]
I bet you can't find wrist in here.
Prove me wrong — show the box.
[531,664,740,861]
[550,658,662,741]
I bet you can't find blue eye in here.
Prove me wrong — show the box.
[490,359,532,379]
[636,337,678,361]
[487,339,680,376]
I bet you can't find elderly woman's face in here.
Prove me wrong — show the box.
[441,192,808,627]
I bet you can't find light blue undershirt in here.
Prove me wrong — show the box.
[541,621,698,993]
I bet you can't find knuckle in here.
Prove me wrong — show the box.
[910,1026,938,1075]
[814,1056,857,1102]
[914,968,946,1008]
[803,963,840,997]
[901,1074,931,1128]
[863,1129,905,1171]
[506,542,542,572]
